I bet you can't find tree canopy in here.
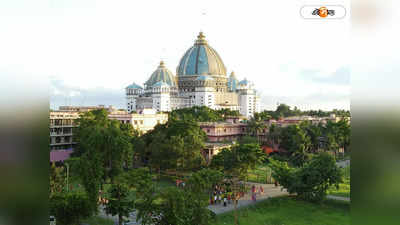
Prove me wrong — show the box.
[269,152,343,202]
[256,103,350,120]
[169,106,240,122]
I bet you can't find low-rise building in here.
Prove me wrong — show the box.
[50,107,168,153]
[108,108,168,134]
[202,142,232,163]
[50,111,79,151]
[199,121,247,143]
[58,104,115,112]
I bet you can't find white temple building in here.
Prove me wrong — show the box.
[126,32,260,118]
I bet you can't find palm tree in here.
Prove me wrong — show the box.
[247,114,267,143]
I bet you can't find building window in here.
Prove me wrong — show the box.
[134,120,137,125]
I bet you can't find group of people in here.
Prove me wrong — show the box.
[210,185,238,207]
[251,185,264,201]
[98,190,109,205]
[210,184,265,207]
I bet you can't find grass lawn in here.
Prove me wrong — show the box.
[212,197,350,225]
[82,216,114,225]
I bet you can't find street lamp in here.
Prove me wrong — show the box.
[65,163,69,192]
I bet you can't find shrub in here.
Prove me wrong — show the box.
[49,192,93,225]
[270,153,343,202]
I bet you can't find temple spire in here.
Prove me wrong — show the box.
[195,31,208,45]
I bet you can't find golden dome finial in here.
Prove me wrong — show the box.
[195,31,207,45]
[198,32,205,39]
[159,60,165,67]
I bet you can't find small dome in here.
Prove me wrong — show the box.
[145,61,176,87]
[238,78,249,86]
[126,82,143,89]
[177,32,227,76]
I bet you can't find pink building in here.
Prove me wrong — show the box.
[199,122,247,143]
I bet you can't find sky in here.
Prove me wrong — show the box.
[0,0,350,111]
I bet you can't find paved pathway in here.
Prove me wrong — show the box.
[98,206,139,225]
[208,183,288,215]
[336,159,350,168]
[327,195,350,202]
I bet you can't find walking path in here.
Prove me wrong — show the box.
[208,183,288,215]
[327,195,350,202]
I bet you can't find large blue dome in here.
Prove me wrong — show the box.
[177,32,227,76]
[145,61,176,87]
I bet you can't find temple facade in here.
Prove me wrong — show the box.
[126,32,260,118]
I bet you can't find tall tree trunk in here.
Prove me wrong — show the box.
[234,195,238,225]
[119,214,122,225]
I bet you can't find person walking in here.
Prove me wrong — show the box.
[251,185,256,201]
[223,194,227,207]
[259,185,264,195]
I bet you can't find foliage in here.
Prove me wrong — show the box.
[247,115,267,138]
[328,166,350,198]
[158,187,215,225]
[169,106,240,122]
[275,119,351,166]
[49,192,92,225]
[50,162,65,196]
[238,136,258,145]
[81,216,114,225]
[210,143,266,177]
[269,153,343,202]
[210,143,265,225]
[186,168,224,196]
[259,103,350,120]
[104,177,135,225]
[74,109,134,213]
[143,119,207,172]
[279,124,312,167]
[62,157,80,179]
[122,167,153,196]
[135,169,223,225]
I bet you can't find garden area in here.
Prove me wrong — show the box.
[328,166,350,198]
[50,108,351,225]
[213,196,350,225]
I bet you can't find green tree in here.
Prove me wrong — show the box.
[145,119,206,172]
[267,123,281,147]
[50,192,92,225]
[279,125,312,167]
[104,178,135,225]
[74,109,134,213]
[269,152,343,202]
[210,143,265,225]
[50,162,65,196]
[247,114,266,141]
[135,169,222,225]
[276,103,291,118]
